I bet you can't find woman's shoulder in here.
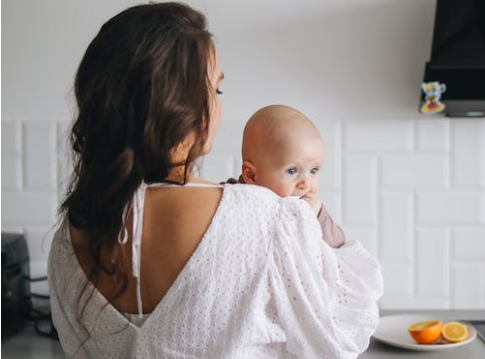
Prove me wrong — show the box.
[48,218,71,257]
[48,218,82,290]
[222,183,281,206]
[221,183,313,217]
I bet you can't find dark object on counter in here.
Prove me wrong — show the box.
[469,320,485,343]
[1,232,32,338]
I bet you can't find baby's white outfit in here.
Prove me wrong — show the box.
[48,183,383,359]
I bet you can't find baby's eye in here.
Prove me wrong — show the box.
[310,167,319,175]
[216,88,223,95]
[286,168,297,175]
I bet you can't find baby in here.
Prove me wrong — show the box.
[237,104,345,248]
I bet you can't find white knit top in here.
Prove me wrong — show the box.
[48,183,383,359]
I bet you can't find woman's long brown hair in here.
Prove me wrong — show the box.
[59,1,214,324]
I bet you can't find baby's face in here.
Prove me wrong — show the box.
[255,135,324,198]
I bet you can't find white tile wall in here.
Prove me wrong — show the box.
[342,156,378,225]
[452,229,485,260]
[417,192,483,225]
[342,119,414,153]
[415,229,449,298]
[380,154,449,187]
[451,120,485,187]
[415,118,449,153]
[2,117,485,309]
[24,123,57,190]
[451,264,484,308]
[2,122,22,191]
[379,192,413,261]
[2,157,22,191]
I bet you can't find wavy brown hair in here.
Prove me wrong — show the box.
[60,2,214,304]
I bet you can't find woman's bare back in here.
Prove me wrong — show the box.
[70,183,223,314]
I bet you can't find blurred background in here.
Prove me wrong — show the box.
[2,0,484,311]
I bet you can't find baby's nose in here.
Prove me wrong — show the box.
[297,176,310,189]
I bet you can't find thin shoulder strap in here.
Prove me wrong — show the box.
[147,182,224,189]
[123,180,224,317]
[131,182,147,318]
[117,183,146,318]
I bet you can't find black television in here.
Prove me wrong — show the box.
[422,0,485,117]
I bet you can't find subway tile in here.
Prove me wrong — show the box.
[319,191,341,224]
[417,191,483,225]
[342,156,377,225]
[380,261,413,296]
[380,193,413,260]
[1,121,22,156]
[343,118,413,152]
[415,118,449,152]
[2,117,484,310]
[451,229,485,260]
[415,229,449,297]
[24,122,57,190]
[1,192,57,226]
[451,263,485,308]
[380,155,448,187]
[2,157,22,190]
[23,227,54,262]
[451,119,485,187]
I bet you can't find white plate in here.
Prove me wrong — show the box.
[373,314,477,351]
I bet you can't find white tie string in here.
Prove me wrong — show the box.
[132,182,147,318]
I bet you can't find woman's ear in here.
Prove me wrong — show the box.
[241,161,257,184]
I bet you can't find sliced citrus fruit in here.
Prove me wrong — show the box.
[442,322,468,343]
[408,320,443,344]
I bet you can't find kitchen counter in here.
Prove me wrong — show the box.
[361,309,485,359]
[2,310,484,358]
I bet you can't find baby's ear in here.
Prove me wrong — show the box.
[241,161,257,184]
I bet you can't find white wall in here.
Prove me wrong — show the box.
[2,0,485,309]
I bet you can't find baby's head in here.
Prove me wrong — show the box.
[241,105,324,198]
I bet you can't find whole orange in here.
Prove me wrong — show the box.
[408,320,443,344]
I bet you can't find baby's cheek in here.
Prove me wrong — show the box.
[274,184,295,197]
[312,181,319,193]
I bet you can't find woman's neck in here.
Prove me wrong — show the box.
[163,166,192,183]
[162,171,217,186]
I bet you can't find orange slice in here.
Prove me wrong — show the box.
[442,322,468,343]
[408,320,443,344]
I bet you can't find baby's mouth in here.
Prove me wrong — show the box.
[297,193,313,199]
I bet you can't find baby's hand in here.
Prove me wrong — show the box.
[301,195,322,216]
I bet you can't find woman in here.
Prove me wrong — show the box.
[48,2,383,359]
